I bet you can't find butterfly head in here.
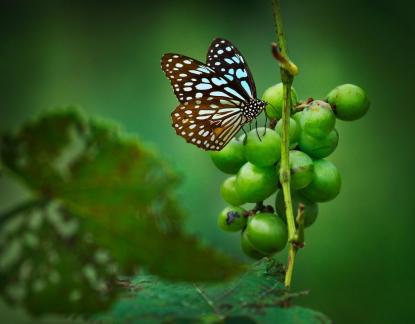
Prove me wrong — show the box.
[243,99,267,121]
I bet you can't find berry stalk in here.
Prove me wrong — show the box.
[272,0,300,288]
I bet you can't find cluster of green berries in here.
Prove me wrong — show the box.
[211,83,370,259]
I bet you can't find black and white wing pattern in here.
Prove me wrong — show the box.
[161,39,264,151]
[161,53,249,150]
[206,38,257,100]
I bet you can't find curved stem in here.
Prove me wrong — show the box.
[272,0,301,289]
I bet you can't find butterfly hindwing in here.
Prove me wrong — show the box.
[171,103,243,150]
[206,38,257,100]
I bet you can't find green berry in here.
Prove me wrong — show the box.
[244,128,281,167]
[217,206,247,232]
[299,100,336,138]
[288,150,314,190]
[262,83,298,119]
[210,138,246,174]
[301,159,341,202]
[245,213,288,254]
[241,229,270,259]
[292,110,304,124]
[236,162,278,203]
[327,84,370,121]
[220,176,245,206]
[275,190,318,228]
[276,118,301,149]
[299,129,339,159]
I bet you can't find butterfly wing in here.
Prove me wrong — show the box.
[206,38,257,99]
[161,53,249,150]
[161,54,216,104]
[171,103,245,150]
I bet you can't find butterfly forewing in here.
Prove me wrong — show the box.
[161,54,217,104]
[206,38,257,99]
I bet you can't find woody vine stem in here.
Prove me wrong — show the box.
[271,0,303,288]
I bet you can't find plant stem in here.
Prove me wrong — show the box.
[272,0,300,289]
[285,204,305,287]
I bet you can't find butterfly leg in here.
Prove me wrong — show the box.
[242,127,248,144]
[255,119,262,141]
[263,114,268,136]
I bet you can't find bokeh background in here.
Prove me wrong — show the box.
[1,0,414,323]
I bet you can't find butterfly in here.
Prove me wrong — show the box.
[161,38,266,151]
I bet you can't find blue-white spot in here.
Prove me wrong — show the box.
[211,91,231,98]
[224,58,234,64]
[212,77,227,86]
[232,56,240,63]
[197,66,211,74]
[199,109,215,115]
[240,81,252,97]
[236,69,247,79]
[224,75,234,81]
[196,83,212,90]
[229,68,235,75]
[224,87,245,101]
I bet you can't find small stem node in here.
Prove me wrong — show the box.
[271,43,298,76]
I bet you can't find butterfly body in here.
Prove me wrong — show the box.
[243,99,267,121]
[161,38,264,151]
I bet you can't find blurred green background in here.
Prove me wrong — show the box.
[1,0,414,323]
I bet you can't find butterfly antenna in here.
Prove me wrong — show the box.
[265,101,278,112]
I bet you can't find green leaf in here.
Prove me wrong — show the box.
[0,201,119,315]
[0,108,242,314]
[97,259,330,323]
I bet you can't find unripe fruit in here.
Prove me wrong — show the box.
[236,162,278,203]
[241,229,270,260]
[210,138,246,174]
[220,176,245,206]
[287,150,314,190]
[299,129,339,159]
[245,213,288,254]
[217,206,247,232]
[262,83,298,119]
[275,190,318,228]
[298,100,336,138]
[244,128,281,167]
[326,84,370,121]
[276,118,301,149]
[301,159,341,202]
[292,110,304,125]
